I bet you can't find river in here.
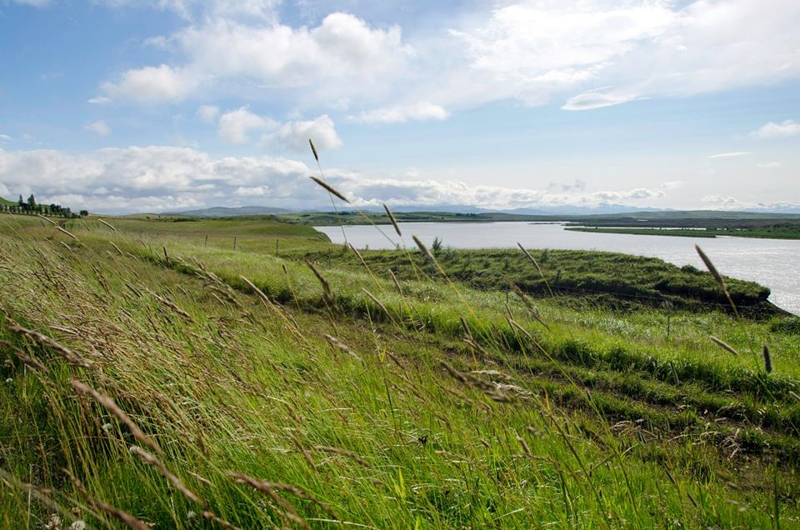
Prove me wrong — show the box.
[315,222,800,316]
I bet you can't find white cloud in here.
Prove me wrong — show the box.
[707,151,750,159]
[661,181,683,190]
[87,96,111,105]
[701,195,741,209]
[84,120,111,136]
[101,64,199,103]
[758,161,782,169]
[197,104,220,122]
[443,1,800,111]
[562,90,639,111]
[274,114,342,152]
[0,134,11,142]
[751,120,800,139]
[100,13,413,106]
[354,102,449,124]
[0,145,312,213]
[218,107,277,143]
[0,144,679,213]
[92,1,800,116]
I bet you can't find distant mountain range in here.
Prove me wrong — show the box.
[164,206,291,217]
[165,203,800,218]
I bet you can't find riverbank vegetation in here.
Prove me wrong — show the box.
[2,212,800,529]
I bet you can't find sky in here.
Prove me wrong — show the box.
[1,0,799,214]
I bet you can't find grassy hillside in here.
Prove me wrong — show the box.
[2,213,800,529]
[0,196,16,207]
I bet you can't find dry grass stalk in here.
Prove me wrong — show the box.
[313,445,372,468]
[309,176,350,203]
[709,336,740,356]
[412,235,436,264]
[362,288,395,323]
[695,245,740,318]
[109,241,124,256]
[349,244,370,272]
[37,214,57,226]
[0,339,48,372]
[460,316,473,341]
[202,512,243,530]
[55,225,79,241]
[304,258,331,297]
[239,275,305,343]
[97,218,117,232]
[517,435,533,457]
[290,434,319,474]
[763,344,772,374]
[146,289,194,322]
[128,446,205,506]
[71,379,162,456]
[324,334,361,361]
[510,285,550,330]
[4,317,91,367]
[383,204,402,237]
[517,243,542,275]
[231,472,337,527]
[304,258,335,307]
[64,469,150,530]
[387,268,403,295]
[309,138,319,162]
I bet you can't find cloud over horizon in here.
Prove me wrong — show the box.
[0,145,709,214]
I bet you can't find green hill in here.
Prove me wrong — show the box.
[1,214,798,529]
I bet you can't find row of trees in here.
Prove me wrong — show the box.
[1,194,88,218]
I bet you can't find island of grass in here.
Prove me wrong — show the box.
[2,212,800,529]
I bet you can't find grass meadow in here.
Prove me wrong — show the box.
[1,212,799,529]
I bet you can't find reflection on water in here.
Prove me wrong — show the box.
[315,222,800,316]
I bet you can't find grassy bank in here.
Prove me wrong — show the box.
[2,213,799,529]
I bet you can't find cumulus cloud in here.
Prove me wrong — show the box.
[90,1,800,117]
[707,151,750,159]
[99,12,413,106]
[218,107,277,143]
[0,145,678,213]
[0,146,312,213]
[701,195,742,209]
[101,64,199,104]
[274,115,342,152]
[197,104,219,122]
[354,102,449,124]
[751,120,800,139]
[562,90,639,111]
[84,120,111,136]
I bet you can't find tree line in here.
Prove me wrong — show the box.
[1,194,88,218]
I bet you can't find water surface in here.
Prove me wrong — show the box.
[316,222,800,316]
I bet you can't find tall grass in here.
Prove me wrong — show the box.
[0,212,798,529]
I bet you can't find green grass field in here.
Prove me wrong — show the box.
[2,212,799,529]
